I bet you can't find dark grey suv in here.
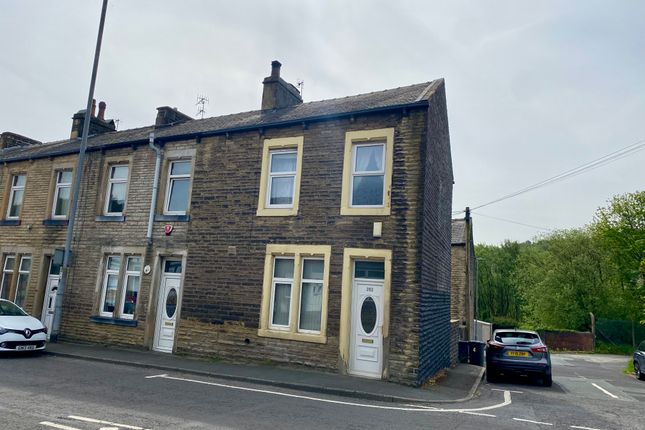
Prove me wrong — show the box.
[486,329,552,387]
[635,340,645,380]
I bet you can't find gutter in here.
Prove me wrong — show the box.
[146,132,162,244]
[0,100,430,164]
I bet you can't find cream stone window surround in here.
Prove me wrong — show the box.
[256,136,304,217]
[340,128,394,216]
[259,244,331,343]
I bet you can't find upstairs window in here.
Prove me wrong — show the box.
[256,136,303,217]
[52,170,73,219]
[164,160,192,215]
[6,174,26,219]
[351,143,385,207]
[340,128,394,216]
[267,150,297,207]
[105,165,129,215]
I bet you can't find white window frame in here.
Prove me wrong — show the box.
[349,142,386,208]
[52,170,72,219]
[118,256,141,320]
[104,164,129,216]
[0,255,16,300]
[268,257,294,331]
[266,149,297,209]
[163,160,192,215]
[6,174,26,220]
[99,255,121,318]
[13,255,31,307]
[297,258,324,334]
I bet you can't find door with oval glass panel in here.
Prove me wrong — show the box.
[41,257,62,341]
[153,259,183,353]
[349,261,385,378]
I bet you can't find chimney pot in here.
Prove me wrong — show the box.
[91,99,97,117]
[270,60,281,79]
[98,101,106,120]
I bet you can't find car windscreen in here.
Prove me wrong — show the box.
[494,331,540,345]
[0,301,27,316]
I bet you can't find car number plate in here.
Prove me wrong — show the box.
[508,351,529,357]
[16,345,36,351]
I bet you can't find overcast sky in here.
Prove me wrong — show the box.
[1,1,643,244]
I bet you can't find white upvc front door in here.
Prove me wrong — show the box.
[349,277,385,378]
[153,262,182,353]
[41,260,62,341]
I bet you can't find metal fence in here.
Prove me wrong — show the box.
[596,318,645,347]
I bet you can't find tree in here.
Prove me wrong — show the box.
[592,190,645,323]
[475,241,524,325]
[514,230,617,331]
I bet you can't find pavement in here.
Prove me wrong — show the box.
[44,341,484,404]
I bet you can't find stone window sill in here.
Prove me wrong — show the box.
[95,215,126,222]
[155,214,191,222]
[0,219,21,226]
[43,219,69,227]
[89,316,138,327]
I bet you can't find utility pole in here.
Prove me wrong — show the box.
[50,0,109,342]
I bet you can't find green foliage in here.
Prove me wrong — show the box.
[625,359,635,374]
[594,341,633,356]
[592,190,645,322]
[474,190,644,332]
[475,241,525,323]
[515,229,617,331]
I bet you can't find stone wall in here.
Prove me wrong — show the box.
[418,81,453,384]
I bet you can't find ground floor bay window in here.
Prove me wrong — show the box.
[259,245,331,343]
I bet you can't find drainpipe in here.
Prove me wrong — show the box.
[147,132,162,244]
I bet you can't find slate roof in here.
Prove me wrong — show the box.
[451,219,467,245]
[0,79,443,163]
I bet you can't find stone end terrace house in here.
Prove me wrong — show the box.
[0,62,453,385]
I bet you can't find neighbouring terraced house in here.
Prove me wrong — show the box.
[0,61,453,385]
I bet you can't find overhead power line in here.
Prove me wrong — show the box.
[453,137,645,215]
[474,212,554,232]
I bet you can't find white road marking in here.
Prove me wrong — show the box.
[571,426,600,430]
[571,426,604,430]
[461,411,497,417]
[513,417,553,426]
[148,373,512,413]
[491,388,523,394]
[145,373,167,379]
[68,415,150,430]
[590,383,619,399]
[40,422,81,430]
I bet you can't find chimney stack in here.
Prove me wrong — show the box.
[261,60,303,111]
[70,99,116,139]
[98,101,106,120]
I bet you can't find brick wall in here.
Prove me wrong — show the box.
[539,331,594,352]
[418,81,453,384]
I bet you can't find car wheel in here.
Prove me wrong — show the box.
[636,361,645,381]
[543,373,552,387]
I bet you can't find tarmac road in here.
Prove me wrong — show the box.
[0,352,642,429]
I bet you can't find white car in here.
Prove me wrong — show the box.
[0,299,47,352]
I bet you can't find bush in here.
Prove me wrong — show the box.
[594,341,633,356]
